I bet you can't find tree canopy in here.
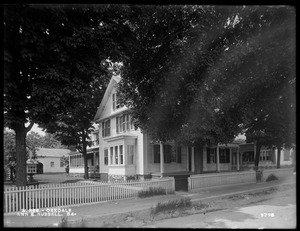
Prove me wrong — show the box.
[118,5,295,153]
[4,4,134,185]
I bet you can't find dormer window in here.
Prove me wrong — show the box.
[112,93,120,111]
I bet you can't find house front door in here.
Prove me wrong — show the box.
[232,151,236,165]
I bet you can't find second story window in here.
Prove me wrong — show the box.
[102,120,111,137]
[112,93,120,111]
[116,113,134,133]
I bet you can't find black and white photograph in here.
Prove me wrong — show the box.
[3,4,296,228]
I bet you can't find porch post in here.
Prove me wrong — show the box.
[186,146,189,171]
[93,152,96,178]
[216,145,220,172]
[191,147,195,172]
[254,143,257,164]
[160,141,164,177]
[229,148,232,170]
[237,147,240,171]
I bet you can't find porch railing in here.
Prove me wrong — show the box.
[188,171,256,192]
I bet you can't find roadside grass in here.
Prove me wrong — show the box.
[60,216,68,227]
[266,174,279,182]
[151,198,192,215]
[192,200,210,211]
[228,187,279,201]
[138,187,167,198]
[248,187,278,196]
[59,216,86,227]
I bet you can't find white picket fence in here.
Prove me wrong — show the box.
[4,177,175,214]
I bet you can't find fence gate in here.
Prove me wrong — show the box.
[174,175,190,191]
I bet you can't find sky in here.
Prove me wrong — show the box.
[26,123,46,136]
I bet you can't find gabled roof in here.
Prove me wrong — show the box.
[68,147,99,156]
[26,159,40,165]
[93,74,121,122]
[36,148,71,157]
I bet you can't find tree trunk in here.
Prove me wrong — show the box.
[15,125,27,187]
[254,143,262,168]
[82,136,89,179]
[277,145,282,169]
[293,147,296,172]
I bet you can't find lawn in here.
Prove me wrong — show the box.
[32,173,84,184]
[4,173,84,188]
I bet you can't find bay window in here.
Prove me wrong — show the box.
[127,145,134,165]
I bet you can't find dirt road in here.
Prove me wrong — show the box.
[142,184,296,228]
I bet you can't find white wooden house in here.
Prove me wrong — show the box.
[69,74,295,181]
[92,75,241,181]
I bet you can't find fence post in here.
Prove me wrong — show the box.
[188,177,191,192]
[171,177,175,193]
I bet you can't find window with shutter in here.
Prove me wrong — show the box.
[153,145,160,163]
[207,148,210,163]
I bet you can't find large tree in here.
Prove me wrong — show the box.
[118,5,227,143]
[4,4,132,186]
[118,5,246,144]
[43,71,110,179]
[190,6,296,167]
[26,131,42,159]
[118,5,295,159]
[36,6,135,179]
[40,133,70,149]
[26,131,71,159]
[4,130,16,163]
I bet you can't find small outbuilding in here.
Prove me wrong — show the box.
[36,148,71,173]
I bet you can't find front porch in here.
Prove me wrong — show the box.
[69,149,100,178]
[151,142,242,178]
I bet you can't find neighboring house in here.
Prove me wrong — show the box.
[237,142,295,170]
[36,148,70,173]
[68,129,100,178]
[277,148,295,166]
